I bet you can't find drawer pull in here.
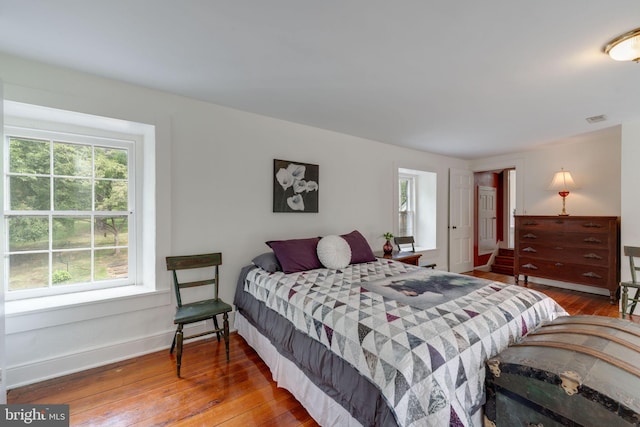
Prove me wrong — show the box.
[582,222,603,228]
[583,237,602,244]
[583,253,603,260]
[582,272,602,279]
[523,221,538,226]
[522,263,538,270]
[523,247,537,253]
[555,263,563,267]
[554,247,563,250]
[523,233,537,239]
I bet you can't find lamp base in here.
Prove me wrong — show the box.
[558,192,570,217]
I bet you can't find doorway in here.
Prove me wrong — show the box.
[473,168,516,267]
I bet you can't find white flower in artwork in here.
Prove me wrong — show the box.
[293,179,307,193]
[305,180,318,192]
[276,167,294,190]
[287,194,305,211]
[287,163,306,180]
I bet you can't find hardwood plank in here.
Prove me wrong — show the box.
[7,270,638,426]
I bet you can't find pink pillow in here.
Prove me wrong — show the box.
[266,237,322,273]
[341,230,376,264]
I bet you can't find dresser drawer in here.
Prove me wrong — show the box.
[517,244,610,267]
[517,257,610,288]
[517,217,613,234]
[517,230,611,248]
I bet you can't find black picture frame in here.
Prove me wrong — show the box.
[273,159,319,213]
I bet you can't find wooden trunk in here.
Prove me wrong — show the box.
[514,215,620,303]
[485,315,640,427]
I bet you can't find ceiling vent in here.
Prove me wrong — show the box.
[585,114,607,124]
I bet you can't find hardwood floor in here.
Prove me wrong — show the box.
[8,271,638,426]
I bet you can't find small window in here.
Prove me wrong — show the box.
[3,102,153,301]
[397,168,437,250]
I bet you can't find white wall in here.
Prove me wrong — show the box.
[471,125,621,217]
[0,53,468,387]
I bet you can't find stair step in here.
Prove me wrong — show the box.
[491,264,514,275]
[494,255,514,266]
[498,248,514,256]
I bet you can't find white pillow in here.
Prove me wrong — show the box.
[317,235,352,270]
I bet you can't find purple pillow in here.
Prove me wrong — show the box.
[266,237,322,273]
[341,230,376,264]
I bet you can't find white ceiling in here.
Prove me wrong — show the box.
[1,1,639,159]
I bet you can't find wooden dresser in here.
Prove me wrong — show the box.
[514,215,620,303]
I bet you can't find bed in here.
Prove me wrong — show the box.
[234,233,567,427]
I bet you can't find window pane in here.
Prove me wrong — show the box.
[95,216,128,247]
[54,178,91,210]
[53,142,92,177]
[95,180,128,211]
[8,216,49,251]
[95,147,128,179]
[9,137,50,174]
[9,176,51,210]
[53,216,91,249]
[9,253,49,291]
[95,248,128,281]
[52,250,91,285]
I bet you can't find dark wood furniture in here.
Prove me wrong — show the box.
[375,250,422,265]
[485,315,640,426]
[514,215,620,303]
[166,252,232,377]
[374,250,437,268]
[621,245,640,318]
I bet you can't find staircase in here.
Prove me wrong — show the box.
[491,248,514,276]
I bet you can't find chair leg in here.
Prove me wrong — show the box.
[170,328,178,354]
[622,286,628,319]
[213,315,221,342]
[630,287,640,316]
[223,311,230,361]
[176,324,184,377]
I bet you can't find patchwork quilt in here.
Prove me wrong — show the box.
[244,259,567,427]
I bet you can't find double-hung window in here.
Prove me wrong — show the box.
[397,167,437,251]
[3,102,149,301]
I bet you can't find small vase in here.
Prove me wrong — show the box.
[383,240,393,255]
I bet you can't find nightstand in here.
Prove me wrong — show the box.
[375,251,422,266]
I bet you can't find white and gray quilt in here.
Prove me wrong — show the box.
[243,259,567,427]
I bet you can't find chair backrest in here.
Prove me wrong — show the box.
[394,236,415,252]
[166,252,222,307]
[624,246,640,284]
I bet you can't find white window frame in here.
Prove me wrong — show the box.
[3,101,154,303]
[397,167,437,251]
[398,173,416,238]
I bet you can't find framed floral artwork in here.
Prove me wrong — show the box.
[273,159,319,212]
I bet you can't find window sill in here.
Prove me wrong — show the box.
[5,285,172,334]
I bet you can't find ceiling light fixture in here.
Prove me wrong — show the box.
[605,27,640,61]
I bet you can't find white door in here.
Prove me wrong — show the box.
[478,186,497,254]
[449,168,474,273]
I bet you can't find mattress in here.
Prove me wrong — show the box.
[234,258,567,426]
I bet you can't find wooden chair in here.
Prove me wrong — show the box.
[166,252,232,377]
[394,236,416,252]
[393,236,436,269]
[621,246,640,319]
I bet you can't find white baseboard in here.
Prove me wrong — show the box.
[6,321,228,389]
